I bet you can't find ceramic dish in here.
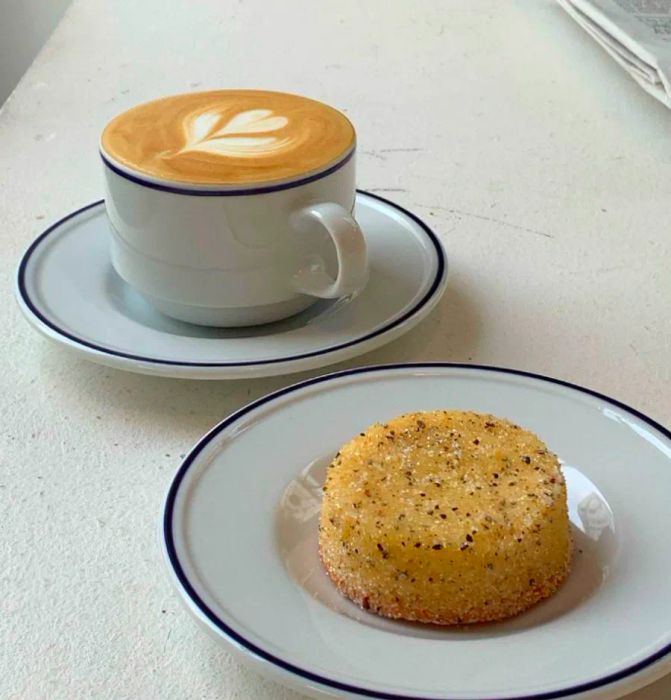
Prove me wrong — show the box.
[162,363,671,699]
[15,192,447,379]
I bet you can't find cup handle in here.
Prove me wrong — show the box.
[291,202,368,299]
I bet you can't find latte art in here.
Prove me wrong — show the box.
[101,90,355,185]
[180,108,290,157]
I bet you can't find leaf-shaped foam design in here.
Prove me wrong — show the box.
[180,107,290,157]
[212,109,288,136]
[189,111,221,145]
[190,136,291,157]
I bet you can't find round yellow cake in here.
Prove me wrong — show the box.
[319,411,571,624]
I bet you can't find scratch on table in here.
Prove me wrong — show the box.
[379,148,424,153]
[594,266,627,274]
[163,629,172,653]
[367,188,407,192]
[559,265,627,276]
[415,204,554,239]
[359,150,387,161]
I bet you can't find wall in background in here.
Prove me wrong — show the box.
[0,0,71,105]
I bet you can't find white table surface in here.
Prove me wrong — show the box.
[2,0,670,697]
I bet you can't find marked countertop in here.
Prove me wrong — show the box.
[1,0,669,698]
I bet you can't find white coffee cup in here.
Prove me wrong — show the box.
[100,95,368,327]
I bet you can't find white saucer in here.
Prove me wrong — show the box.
[15,192,447,380]
[163,364,671,700]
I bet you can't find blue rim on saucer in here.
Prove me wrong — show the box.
[163,362,671,700]
[15,191,448,377]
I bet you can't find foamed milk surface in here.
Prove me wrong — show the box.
[101,90,355,185]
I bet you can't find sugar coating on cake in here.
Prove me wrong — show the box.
[319,411,572,624]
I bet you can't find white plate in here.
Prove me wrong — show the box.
[15,192,446,379]
[162,363,671,700]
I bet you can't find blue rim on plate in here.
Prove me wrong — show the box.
[163,362,671,700]
[15,190,446,368]
[100,147,355,196]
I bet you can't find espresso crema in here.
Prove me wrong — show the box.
[101,90,355,185]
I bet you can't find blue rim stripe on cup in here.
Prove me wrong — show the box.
[99,147,356,196]
[163,362,671,700]
[15,191,447,368]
